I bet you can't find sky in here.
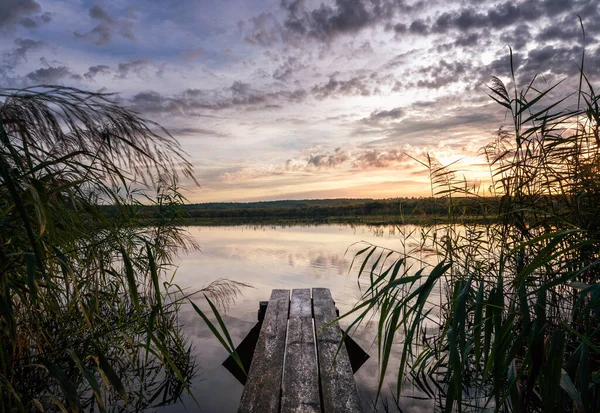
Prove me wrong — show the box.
[1,0,599,202]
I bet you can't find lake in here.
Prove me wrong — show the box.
[161,224,442,413]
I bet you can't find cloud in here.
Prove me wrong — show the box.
[241,0,426,45]
[119,20,135,40]
[129,67,396,117]
[128,82,308,115]
[168,127,230,138]
[2,38,45,70]
[381,49,420,70]
[0,0,50,29]
[500,25,531,50]
[306,147,350,168]
[242,12,284,46]
[283,0,381,41]
[221,146,419,182]
[454,32,483,48]
[74,5,136,45]
[18,12,52,30]
[430,0,595,36]
[361,107,404,125]
[433,2,534,34]
[311,74,374,99]
[536,17,587,43]
[350,102,502,154]
[75,23,113,45]
[519,44,584,78]
[26,65,82,84]
[352,148,411,168]
[281,0,421,42]
[83,64,111,80]
[273,56,305,82]
[391,23,407,34]
[89,5,114,23]
[478,42,597,83]
[408,19,428,35]
[409,59,472,89]
[117,59,151,78]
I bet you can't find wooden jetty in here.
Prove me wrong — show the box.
[237,288,363,413]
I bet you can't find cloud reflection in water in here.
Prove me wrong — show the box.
[165,224,440,412]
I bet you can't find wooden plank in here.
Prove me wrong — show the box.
[238,289,290,413]
[312,288,362,413]
[281,289,321,413]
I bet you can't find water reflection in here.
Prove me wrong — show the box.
[167,224,439,413]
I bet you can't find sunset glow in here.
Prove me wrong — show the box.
[1,0,598,201]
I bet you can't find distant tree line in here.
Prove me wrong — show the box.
[129,197,501,223]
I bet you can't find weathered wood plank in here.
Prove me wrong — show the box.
[281,289,321,413]
[238,289,290,413]
[313,288,362,413]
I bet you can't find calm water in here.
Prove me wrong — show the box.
[163,224,440,413]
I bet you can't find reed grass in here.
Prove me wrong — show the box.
[0,86,242,411]
[344,44,600,412]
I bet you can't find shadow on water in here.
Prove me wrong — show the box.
[221,300,369,385]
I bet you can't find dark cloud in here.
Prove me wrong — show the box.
[26,65,82,84]
[386,111,498,142]
[130,91,174,114]
[119,20,135,40]
[89,5,114,23]
[478,42,596,84]
[242,0,423,44]
[433,2,534,34]
[242,12,283,46]
[169,127,230,138]
[410,60,472,89]
[520,45,582,78]
[239,0,598,64]
[431,0,597,36]
[361,107,404,125]
[19,12,52,29]
[129,82,308,115]
[283,0,380,41]
[2,38,45,70]
[381,49,419,70]
[454,32,482,48]
[415,76,453,89]
[500,25,531,50]
[0,0,40,29]
[352,148,410,168]
[272,56,305,81]
[75,23,112,45]
[83,64,111,80]
[311,75,374,99]
[409,20,428,35]
[536,17,586,43]
[392,23,407,34]
[306,147,350,168]
[117,59,151,78]
[75,5,136,45]
[0,0,50,30]
[350,103,501,153]
[482,52,523,79]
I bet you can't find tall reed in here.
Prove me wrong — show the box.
[0,86,241,411]
[344,47,600,412]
